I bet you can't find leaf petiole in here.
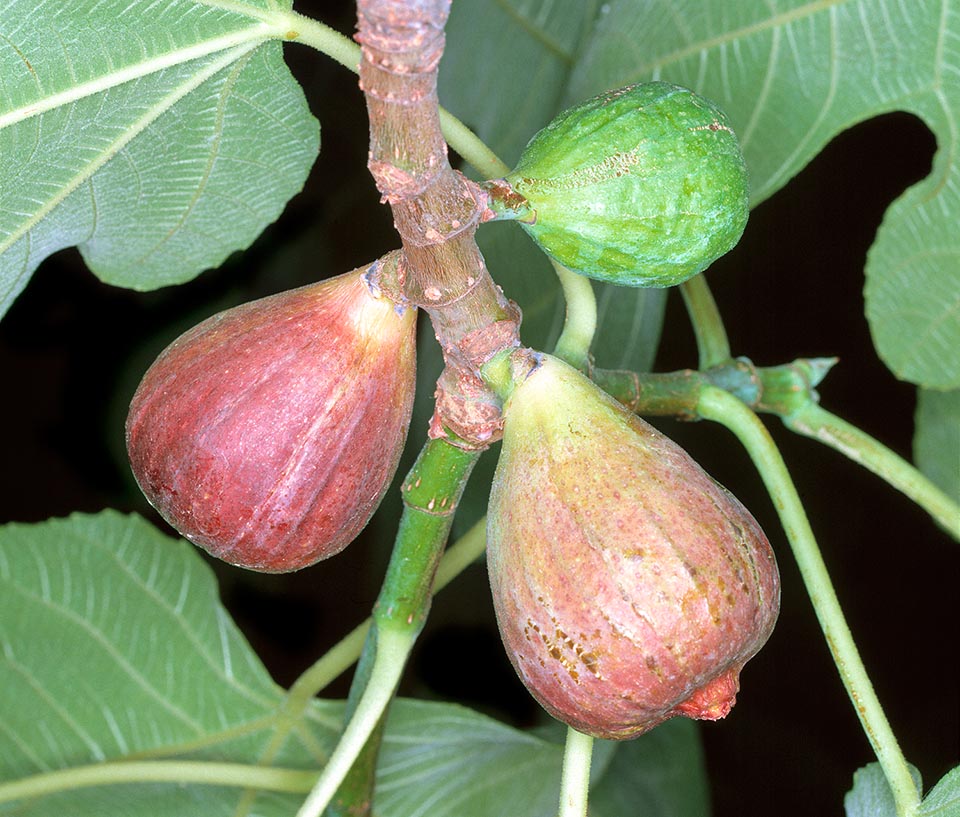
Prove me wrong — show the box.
[785,402,959,540]
[557,728,594,817]
[697,386,922,817]
[551,262,598,370]
[680,273,731,369]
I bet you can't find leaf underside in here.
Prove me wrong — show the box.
[0,0,319,317]
[0,511,707,817]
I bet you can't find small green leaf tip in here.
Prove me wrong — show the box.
[504,81,750,288]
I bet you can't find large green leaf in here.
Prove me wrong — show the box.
[0,512,293,775]
[565,0,959,388]
[0,510,333,816]
[0,0,319,317]
[374,702,564,817]
[373,708,707,817]
[0,511,706,816]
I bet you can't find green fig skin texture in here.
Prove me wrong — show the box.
[487,356,780,739]
[504,81,750,287]
[126,268,417,573]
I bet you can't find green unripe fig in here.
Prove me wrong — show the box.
[126,267,417,573]
[487,354,779,739]
[487,81,749,287]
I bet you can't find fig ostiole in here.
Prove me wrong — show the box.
[126,266,417,573]
[486,354,780,739]
[485,81,750,288]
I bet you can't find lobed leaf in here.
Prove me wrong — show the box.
[0,0,319,318]
[0,512,289,779]
[371,707,708,817]
[0,511,343,815]
[373,702,563,817]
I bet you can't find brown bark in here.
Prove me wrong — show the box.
[356,0,522,448]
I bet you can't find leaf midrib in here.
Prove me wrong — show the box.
[0,24,276,127]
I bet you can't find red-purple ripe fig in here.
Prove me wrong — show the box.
[126,266,417,573]
[487,354,780,739]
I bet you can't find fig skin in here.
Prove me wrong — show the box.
[495,81,749,288]
[126,267,416,573]
[487,355,780,739]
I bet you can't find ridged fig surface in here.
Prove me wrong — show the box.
[126,267,416,573]
[487,355,779,739]
[501,81,749,287]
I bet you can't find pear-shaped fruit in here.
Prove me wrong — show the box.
[491,81,749,287]
[487,355,779,739]
[126,267,417,573]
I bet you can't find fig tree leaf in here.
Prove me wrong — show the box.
[919,766,960,817]
[914,388,960,504]
[440,1,667,375]
[844,762,923,817]
[0,511,704,817]
[589,719,710,817]
[0,0,319,319]
[373,701,564,817]
[0,510,340,816]
[566,0,959,389]
[372,708,708,817]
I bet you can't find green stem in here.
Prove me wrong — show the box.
[440,108,509,179]
[296,439,478,817]
[588,357,959,546]
[287,516,488,707]
[557,729,594,817]
[0,760,316,804]
[280,11,361,71]
[296,627,412,817]
[551,262,597,370]
[786,402,960,540]
[282,622,371,721]
[680,274,731,368]
[696,386,921,817]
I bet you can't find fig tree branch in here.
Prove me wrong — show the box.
[297,439,479,817]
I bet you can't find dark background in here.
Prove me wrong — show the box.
[1,3,956,815]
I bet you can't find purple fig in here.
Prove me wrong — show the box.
[487,354,779,739]
[126,267,416,573]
